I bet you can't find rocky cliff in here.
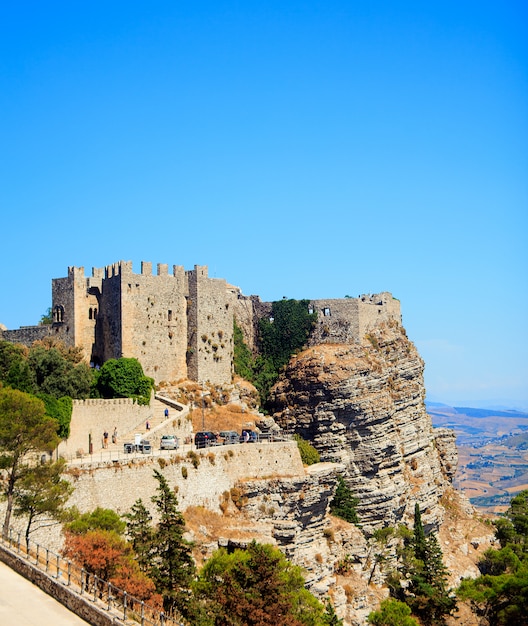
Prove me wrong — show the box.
[268,319,457,533]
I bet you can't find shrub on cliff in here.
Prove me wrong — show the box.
[329,477,359,524]
[294,434,321,465]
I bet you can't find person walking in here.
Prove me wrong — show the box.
[103,431,109,448]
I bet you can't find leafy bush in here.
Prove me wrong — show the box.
[93,358,154,405]
[294,434,321,465]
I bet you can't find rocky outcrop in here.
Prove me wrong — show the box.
[269,320,457,533]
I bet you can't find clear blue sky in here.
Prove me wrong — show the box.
[1,1,526,409]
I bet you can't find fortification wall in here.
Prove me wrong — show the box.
[57,398,153,459]
[64,441,304,519]
[357,292,401,337]
[96,263,124,363]
[308,298,361,346]
[0,325,52,346]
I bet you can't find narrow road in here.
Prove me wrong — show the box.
[0,560,90,625]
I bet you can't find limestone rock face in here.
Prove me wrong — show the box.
[269,321,456,532]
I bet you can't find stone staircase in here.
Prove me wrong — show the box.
[108,395,192,451]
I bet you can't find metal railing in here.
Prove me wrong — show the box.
[0,528,184,626]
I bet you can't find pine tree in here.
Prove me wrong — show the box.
[149,470,196,618]
[405,504,456,625]
[124,498,155,573]
[329,477,359,524]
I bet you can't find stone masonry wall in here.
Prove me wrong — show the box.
[187,266,234,384]
[64,442,304,521]
[0,325,52,346]
[57,398,153,459]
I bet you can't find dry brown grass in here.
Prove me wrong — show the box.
[190,403,256,433]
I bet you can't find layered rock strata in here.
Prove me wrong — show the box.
[269,320,457,532]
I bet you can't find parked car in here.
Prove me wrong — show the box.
[195,431,218,449]
[219,430,239,445]
[160,435,179,450]
[240,429,258,443]
[137,439,152,454]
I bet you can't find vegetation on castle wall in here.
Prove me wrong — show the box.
[234,300,316,406]
[233,320,254,382]
[92,357,154,405]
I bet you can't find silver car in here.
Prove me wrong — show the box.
[160,435,179,450]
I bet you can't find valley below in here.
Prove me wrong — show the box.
[428,402,528,514]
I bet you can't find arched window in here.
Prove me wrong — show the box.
[54,305,65,323]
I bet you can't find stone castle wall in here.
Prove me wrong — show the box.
[57,398,154,459]
[0,325,52,346]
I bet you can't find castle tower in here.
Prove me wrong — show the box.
[51,266,99,358]
[187,266,234,385]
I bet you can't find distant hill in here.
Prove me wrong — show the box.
[452,406,528,419]
[427,401,528,513]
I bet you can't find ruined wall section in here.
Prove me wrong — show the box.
[357,292,402,339]
[187,266,234,385]
[308,298,360,346]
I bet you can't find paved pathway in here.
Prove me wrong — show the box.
[0,560,90,625]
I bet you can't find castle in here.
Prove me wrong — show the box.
[1,260,401,385]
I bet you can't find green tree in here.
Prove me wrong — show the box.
[28,345,93,399]
[194,541,331,625]
[124,498,156,573]
[393,505,455,626]
[329,477,359,524]
[93,357,154,405]
[0,341,34,393]
[13,458,72,547]
[39,308,53,325]
[36,393,73,438]
[65,506,126,535]
[368,598,419,626]
[0,387,60,537]
[149,469,196,618]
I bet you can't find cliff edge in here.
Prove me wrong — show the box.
[269,320,457,533]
